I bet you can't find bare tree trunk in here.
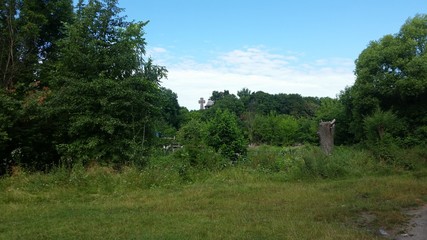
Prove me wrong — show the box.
[318,119,336,155]
[1,1,17,90]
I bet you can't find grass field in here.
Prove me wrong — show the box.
[1,165,426,240]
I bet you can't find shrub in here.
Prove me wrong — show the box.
[251,114,299,146]
[363,109,404,144]
[176,118,228,170]
[206,110,247,162]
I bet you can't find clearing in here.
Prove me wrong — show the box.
[0,168,426,239]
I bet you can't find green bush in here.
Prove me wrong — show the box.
[363,109,405,144]
[173,146,228,171]
[0,91,20,175]
[206,110,247,162]
[251,114,299,146]
[176,118,227,169]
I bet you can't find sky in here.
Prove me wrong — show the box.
[114,0,425,110]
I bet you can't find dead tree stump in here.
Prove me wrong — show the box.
[318,119,336,155]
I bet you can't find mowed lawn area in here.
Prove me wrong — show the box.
[1,167,426,240]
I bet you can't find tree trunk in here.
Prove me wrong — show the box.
[318,119,336,155]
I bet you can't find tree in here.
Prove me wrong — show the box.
[276,93,314,117]
[159,87,181,129]
[0,0,73,90]
[207,94,245,117]
[296,117,317,144]
[0,0,169,172]
[209,90,230,101]
[46,0,167,166]
[0,0,74,172]
[251,113,299,146]
[206,110,247,162]
[247,91,277,114]
[237,87,252,108]
[0,0,19,90]
[243,91,319,117]
[347,14,427,142]
[53,0,151,82]
[0,90,20,174]
[363,109,403,143]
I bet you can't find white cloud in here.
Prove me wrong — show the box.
[155,47,355,110]
[147,47,167,54]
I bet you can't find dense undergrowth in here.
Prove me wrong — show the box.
[2,144,426,189]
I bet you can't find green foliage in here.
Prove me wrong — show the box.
[295,117,318,144]
[0,0,73,89]
[361,109,421,169]
[176,118,227,169]
[412,125,427,145]
[237,87,251,107]
[347,14,427,142]
[180,110,244,164]
[209,90,230,101]
[245,91,318,117]
[2,2,427,176]
[0,0,74,173]
[40,0,167,167]
[315,97,350,144]
[299,146,350,179]
[246,145,304,174]
[0,91,18,148]
[206,110,247,162]
[159,87,182,129]
[177,119,207,146]
[54,0,149,83]
[367,140,423,171]
[276,115,299,145]
[206,89,322,147]
[363,109,404,143]
[207,94,245,117]
[0,0,170,172]
[50,76,162,165]
[251,113,299,146]
[0,0,19,89]
[0,91,20,174]
[244,145,420,180]
[12,87,60,171]
[246,91,272,114]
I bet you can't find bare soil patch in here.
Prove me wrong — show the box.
[391,205,427,240]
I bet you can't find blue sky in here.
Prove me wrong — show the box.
[115,0,425,109]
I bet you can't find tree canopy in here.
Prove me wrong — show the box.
[0,0,174,173]
[347,14,427,142]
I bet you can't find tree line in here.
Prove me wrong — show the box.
[0,0,179,173]
[1,0,426,174]
[185,14,427,155]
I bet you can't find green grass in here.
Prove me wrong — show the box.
[1,165,426,240]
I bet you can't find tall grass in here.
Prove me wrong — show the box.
[245,144,426,180]
[1,164,426,239]
[1,145,426,239]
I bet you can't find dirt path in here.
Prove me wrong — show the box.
[393,205,427,240]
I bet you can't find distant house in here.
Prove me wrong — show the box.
[205,99,214,109]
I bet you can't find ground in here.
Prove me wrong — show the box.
[393,205,427,240]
